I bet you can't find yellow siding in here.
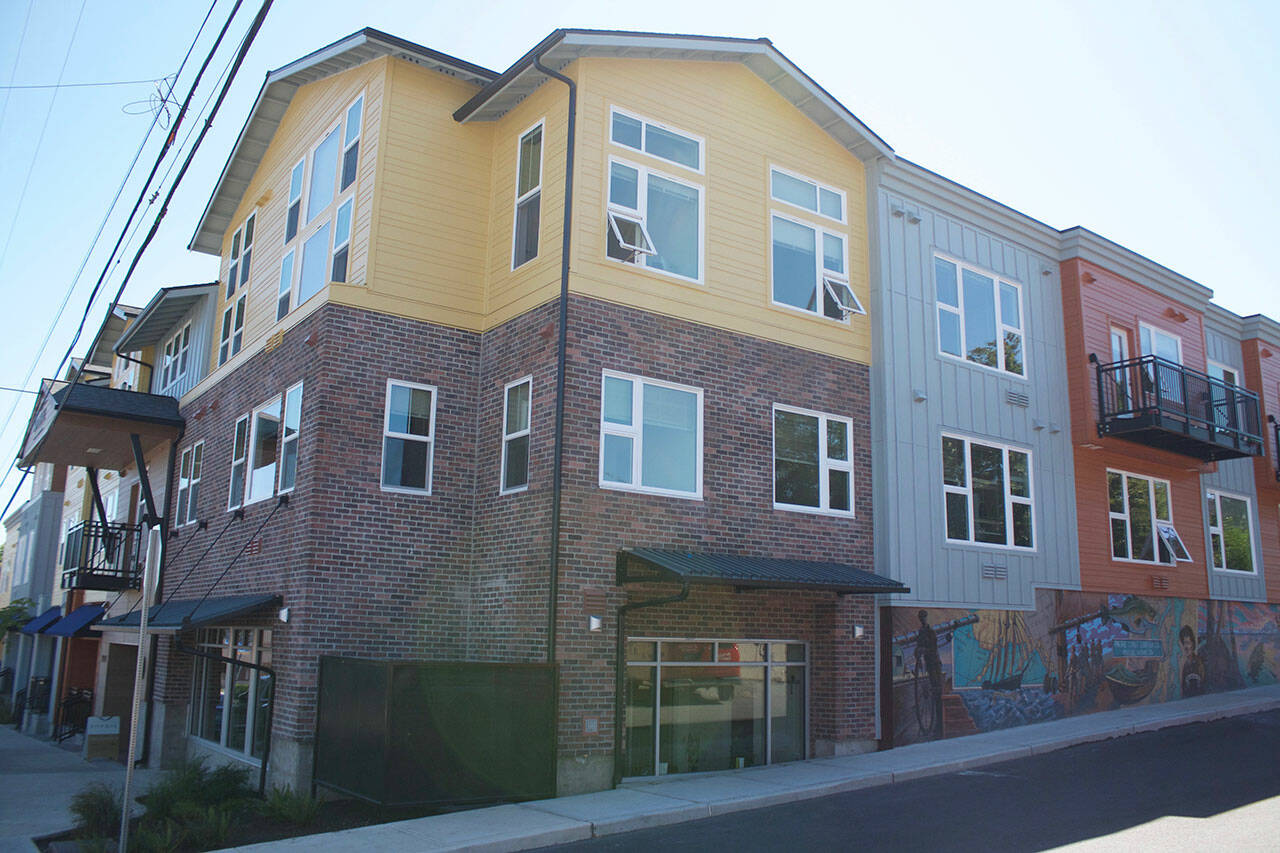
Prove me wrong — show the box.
[570,58,871,365]
[210,58,389,378]
[329,59,492,330]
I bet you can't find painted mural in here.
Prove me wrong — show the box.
[890,590,1280,745]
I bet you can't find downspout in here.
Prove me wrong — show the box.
[611,580,689,787]
[533,54,576,665]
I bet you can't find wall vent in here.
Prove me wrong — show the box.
[1006,390,1030,408]
[981,564,1008,581]
[1151,575,1170,590]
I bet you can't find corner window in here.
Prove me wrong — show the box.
[942,434,1034,549]
[246,396,282,505]
[773,405,853,515]
[610,108,702,172]
[228,415,248,510]
[190,627,272,760]
[599,371,702,499]
[382,380,436,494]
[934,256,1024,377]
[1207,489,1254,573]
[278,382,303,494]
[1107,470,1190,564]
[501,377,532,494]
[512,121,543,269]
[606,159,701,281]
[176,441,203,526]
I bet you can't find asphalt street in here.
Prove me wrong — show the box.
[545,710,1280,852]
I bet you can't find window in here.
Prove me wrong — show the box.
[176,442,203,526]
[772,405,853,515]
[218,297,245,366]
[606,159,701,281]
[770,168,844,222]
[1207,360,1242,431]
[512,121,543,269]
[624,638,806,777]
[219,214,254,366]
[160,323,191,391]
[1107,470,1190,564]
[278,382,303,493]
[934,256,1024,376]
[1207,490,1255,573]
[610,108,702,172]
[501,377,532,493]
[246,397,281,505]
[341,95,363,191]
[1109,326,1133,410]
[600,371,702,498]
[276,250,294,321]
[771,214,859,321]
[227,416,248,510]
[278,93,364,319]
[1139,323,1184,405]
[382,380,436,494]
[190,628,273,760]
[942,434,1034,549]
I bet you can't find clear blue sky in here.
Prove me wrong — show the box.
[1,0,1277,508]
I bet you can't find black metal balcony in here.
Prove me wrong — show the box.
[61,520,145,591]
[1094,355,1263,461]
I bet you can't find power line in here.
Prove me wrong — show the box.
[0,77,166,91]
[0,387,38,395]
[0,0,36,134]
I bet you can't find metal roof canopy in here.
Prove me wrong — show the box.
[115,283,218,352]
[18,380,183,471]
[617,548,908,594]
[454,29,894,164]
[189,28,496,256]
[96,593,281,633]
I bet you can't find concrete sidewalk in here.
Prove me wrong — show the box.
[226,684,1280,852]
[0,724,159,852]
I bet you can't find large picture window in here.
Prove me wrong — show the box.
[190,628,273,761]
[942,434,1034,549]
[1107,470,1191,564]
[1206,489,1254,573]
[600,371,702,499]
[624,638,806,777]
[772,405,853,515]
[934,256,1024,376]
[382,380,436,494]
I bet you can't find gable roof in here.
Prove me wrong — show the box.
[189,28,496,255]
[454,29,893,163]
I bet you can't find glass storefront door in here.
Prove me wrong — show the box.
[624,638,808,777]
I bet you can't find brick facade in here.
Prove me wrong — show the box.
[152,294,880,792]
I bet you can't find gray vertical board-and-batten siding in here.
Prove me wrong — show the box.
[869,161,1080,611]
[1200,316,1267,601]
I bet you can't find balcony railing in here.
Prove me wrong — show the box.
[1094,355,1263,461]
[61,520,145,591]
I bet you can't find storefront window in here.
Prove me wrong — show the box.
[189,627,273,760]
[624,638,807,777]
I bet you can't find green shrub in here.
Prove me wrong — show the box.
[178,805,234,851]
[141,757,254,825]
[69,782,122,839]
[130,819,185,853]
[203,762,254,804]
[261,785,322,826]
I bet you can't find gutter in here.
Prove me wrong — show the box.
[535,55,576,666]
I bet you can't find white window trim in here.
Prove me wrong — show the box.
[942,432,1036,552]
[304,117,343,227]
[160,322,191,392]
[244,395,282,507]
[1106,468,1188,565]
[218,295,246,367]
[285,157,305,245]
[771,403,855,517]
[176,441,203,526]
[380,378,438,496]
[599,369,704,500]
[340,94,364,192]
[605,156,705,285]
[1138,321,1183,365]
[769,210,853,326]
[276,249,295,322]
[190,628,271,759]
[500,376,533,495]
[1205,359,1239,384]
[769,164,846,224]
[227,414,249,511]
[609,106,704,174]
[1206,488,1258,575]
[511,119,544,271]
[277,381,304,496]
[331,197,354,283]
[934,252,1027,380]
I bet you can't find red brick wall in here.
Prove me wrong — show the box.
[1242,337,1280,602]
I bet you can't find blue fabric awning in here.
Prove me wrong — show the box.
[44,603,105,637]
[20,606,62,634]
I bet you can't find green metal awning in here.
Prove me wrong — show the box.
[617,548,908,594]
[96,593,281,633]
